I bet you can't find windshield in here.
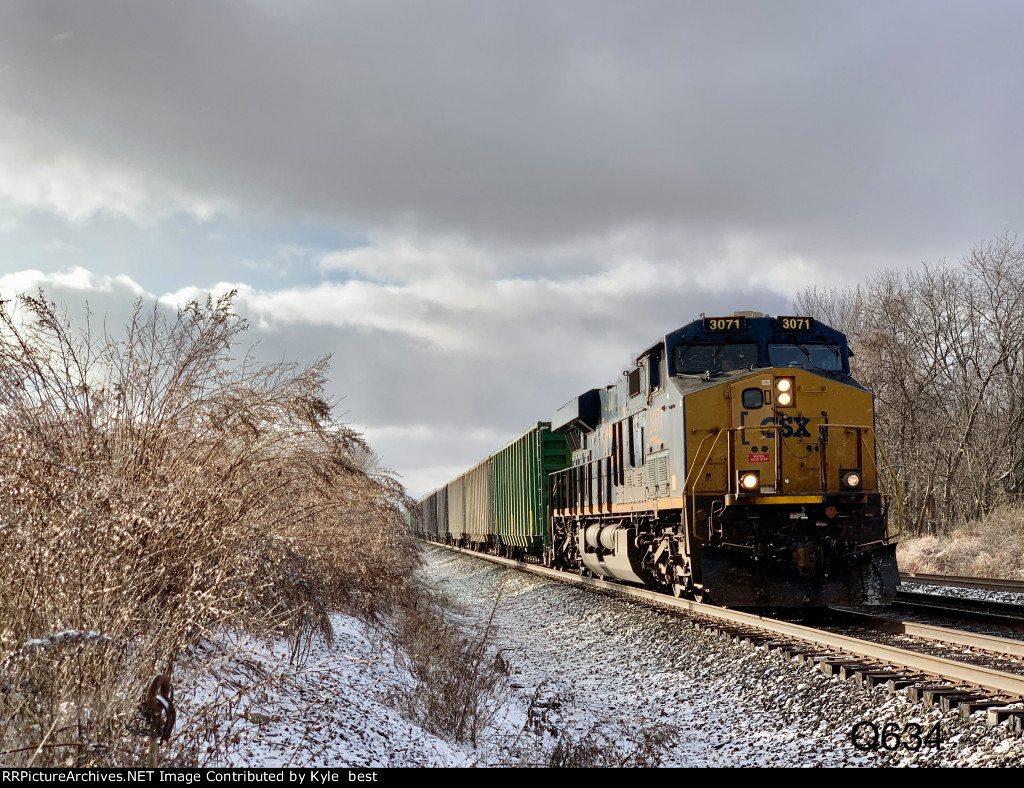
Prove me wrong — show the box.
[768,343,844,372]
[675,343,759,374]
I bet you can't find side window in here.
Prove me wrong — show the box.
[649,349,662,390]
[627,368,641,397]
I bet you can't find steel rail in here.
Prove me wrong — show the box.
[894,591,1024,623]
[900,572,1024,594]
[829,608,1024,659]
[437,544,1024,698]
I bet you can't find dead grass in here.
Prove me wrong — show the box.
[896,503,1024,579]
[543,722,677,768]
[388,586,509,746]
[0,291,419,766]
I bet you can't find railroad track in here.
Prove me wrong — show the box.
[893,590,1024,627]
[893,572,1024,629]
[824,608,1024,660]
[900,572,1024,594]
[433,543,1024,730]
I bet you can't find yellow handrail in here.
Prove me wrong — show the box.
[869,432,903,540]
[814,423,903,540]
[683,424,783,540]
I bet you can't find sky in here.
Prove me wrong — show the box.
[1,1,1022,498]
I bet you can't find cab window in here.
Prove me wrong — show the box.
[675,343,759,374]
[768,343,844,372]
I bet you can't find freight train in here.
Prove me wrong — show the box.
[413,312,901,608]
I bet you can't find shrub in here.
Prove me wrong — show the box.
[0,291,418,765]
[544,722,676,768]
[389,588,509,745]
[896,503,1024,578]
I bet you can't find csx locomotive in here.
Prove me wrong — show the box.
[416,312,900,608]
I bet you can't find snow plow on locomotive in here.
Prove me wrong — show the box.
[416,312,900,608]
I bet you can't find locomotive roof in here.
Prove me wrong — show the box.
[637,313,848,360]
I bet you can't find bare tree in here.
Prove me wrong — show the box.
[795,234,1024,534]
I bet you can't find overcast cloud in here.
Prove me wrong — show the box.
[0,1,1021,496]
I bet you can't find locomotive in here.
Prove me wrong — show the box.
[415,312,901,608]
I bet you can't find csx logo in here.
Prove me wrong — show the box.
[761,414,812,438]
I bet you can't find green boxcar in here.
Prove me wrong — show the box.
[491,422,571,552]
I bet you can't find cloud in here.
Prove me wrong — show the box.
[0,1,1020,261]
[163,228,811,354]
[0,116,231,226]
[318,234,496,283]
[0,266,150,299]
[153,228,799,495]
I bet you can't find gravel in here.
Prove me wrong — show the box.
[210,546,1024,767]
[417,546,1024,767]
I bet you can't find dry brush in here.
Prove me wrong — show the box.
[0,291,419,766]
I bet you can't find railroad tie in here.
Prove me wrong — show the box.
[854,670,898,690]
[986,707,1024,731]
[905,683,958,704]
[959,699,1013,719]
[886,674,928,694]
[938,691,989,714]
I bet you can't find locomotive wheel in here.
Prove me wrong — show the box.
[693,585,711,604]
[668,562,693,599]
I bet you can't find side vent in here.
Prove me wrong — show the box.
[646,452,670,498]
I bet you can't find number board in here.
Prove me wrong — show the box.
[777,316,813,332]
[703,316,745,332]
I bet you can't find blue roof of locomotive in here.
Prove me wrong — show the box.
[665,314,848,348]
[659,314,851,377]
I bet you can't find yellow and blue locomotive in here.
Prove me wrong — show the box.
[548,311,900,606]
[415,311,900,608]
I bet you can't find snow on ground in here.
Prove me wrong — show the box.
[183,616,479,767]
[203,546,1024,767]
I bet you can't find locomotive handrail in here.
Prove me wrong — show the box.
[681,429,727,541]
[813,423,904,541]
[684,424,783,541]
[549,453,613,513]
[551,420,904,544]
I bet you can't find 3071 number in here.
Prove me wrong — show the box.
[778,316,812,331]
[704,317,743,331]
[850,721,942,751]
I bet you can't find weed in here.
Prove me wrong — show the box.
[389,586,509,745]
[0,291,418,765]
[897,503,1024,578]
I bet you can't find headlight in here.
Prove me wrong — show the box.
[775,377,795,407]
[739,471,760,491]
[841,470,862,490]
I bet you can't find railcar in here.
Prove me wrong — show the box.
[417,312,900,608]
